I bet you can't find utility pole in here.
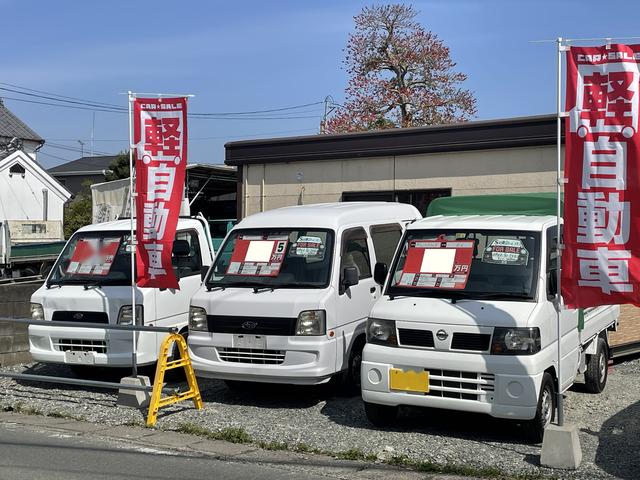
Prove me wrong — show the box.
[320,95,335,134]
[91,112,95,157]
[77,140,85,157]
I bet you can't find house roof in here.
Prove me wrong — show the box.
[48,155,118,175]
[0,99,43,142]
[0,150,71,201]
[225,114,563,166]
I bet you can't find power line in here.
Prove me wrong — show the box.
[0,82,325,118]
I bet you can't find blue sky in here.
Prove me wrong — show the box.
[3,0,638,168]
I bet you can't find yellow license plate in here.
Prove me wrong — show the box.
[389,368,429,393]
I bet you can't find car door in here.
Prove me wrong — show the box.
[153,229,205,328]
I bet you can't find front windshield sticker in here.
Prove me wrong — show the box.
[226,236,288,276]
[66,238,120,276]
[292,235,325,258]
[397,240,474,289]
[483,238,529,266]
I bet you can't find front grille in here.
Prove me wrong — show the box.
[218,347,285,365]
[427,369,495,401]
[54,338,107,354]
[398,328,434,348]
[451,332,491,351]
[52,311,108,324]
[206,315,297,336]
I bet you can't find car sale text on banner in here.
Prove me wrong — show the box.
[563,44,640,307]
[134,97,188,289]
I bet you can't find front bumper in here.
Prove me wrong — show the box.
[188,331,338,385]
[28,325,161,367]
[361,343,544,420]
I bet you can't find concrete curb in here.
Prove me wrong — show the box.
[0,411,477,480]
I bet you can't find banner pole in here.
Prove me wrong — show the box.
[555,37,565,427]
[128,91,138,378]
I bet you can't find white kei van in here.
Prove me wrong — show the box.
[29,217,214,368]
[188,202,421,389]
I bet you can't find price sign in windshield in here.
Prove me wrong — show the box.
[227,236,288,277]
[397,240,474,289]
[66,238,120,276]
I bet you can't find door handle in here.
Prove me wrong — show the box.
[370,287,376,293]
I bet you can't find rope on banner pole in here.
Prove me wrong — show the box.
[128,90,138,378]
[555,37,565,427]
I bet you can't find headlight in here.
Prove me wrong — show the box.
[491,327,541,355]
[189,306,208,331]
[117,305,143,325]
[30,303,44,321]
[366,318,397,346]
[295,310,326,336]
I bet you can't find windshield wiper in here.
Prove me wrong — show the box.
[462,292,531,301]
[253,286,274,293]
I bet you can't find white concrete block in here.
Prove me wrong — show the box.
[540,423,582,470]
[117,375,151,408]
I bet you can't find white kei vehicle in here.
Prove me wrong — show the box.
[29,217,214,368]
[188,202,421,389]
[362,213,619,442]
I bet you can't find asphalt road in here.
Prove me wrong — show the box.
[0,423,330,480]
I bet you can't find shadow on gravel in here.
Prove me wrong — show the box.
[588,400,640,479]
[320,399,534,448]
[197,377,342,409]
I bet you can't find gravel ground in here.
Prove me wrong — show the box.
[1,357,639,479]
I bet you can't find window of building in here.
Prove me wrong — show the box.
[342,188,451,215]
[370,223,402,266]
[9,163,26,177]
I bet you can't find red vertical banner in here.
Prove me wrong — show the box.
[563,45,640,307]
[134,97,188,289]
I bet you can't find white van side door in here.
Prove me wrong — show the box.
[335,227,377,365]
[153,228,207,328]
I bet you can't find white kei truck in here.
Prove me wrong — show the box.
[361,194,620,442]
[188,202,421,390]
[28,217,214,369]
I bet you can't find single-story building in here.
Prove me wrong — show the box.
[225,114,563,219]
[48,155,118,195]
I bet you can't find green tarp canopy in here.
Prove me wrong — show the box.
[426,192,563,217]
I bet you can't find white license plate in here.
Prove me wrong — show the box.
[64,351,96,365]
[233,334,266,349]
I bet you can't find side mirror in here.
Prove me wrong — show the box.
[547,271,558,298]
[201,266,210,281]
[374,262,388,285]
[342,266,359,290]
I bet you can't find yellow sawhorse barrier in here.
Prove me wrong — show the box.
[146,333,203,427]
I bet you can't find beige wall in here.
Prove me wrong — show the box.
[241,145,565,217]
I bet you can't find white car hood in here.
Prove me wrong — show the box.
[371,295,538,328]
[191,286,332,319]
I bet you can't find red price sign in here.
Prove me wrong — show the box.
[397,240,474,289]
[66,238,120,276]
[226,236,288,276]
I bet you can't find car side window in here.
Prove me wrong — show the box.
[370,223,402,266]
[341,227,372,279]
[172,230,203,279]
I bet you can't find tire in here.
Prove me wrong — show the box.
[364,401,399,427]
[338,337,365,396]
[523,372,556,443]
[585,337,609,394]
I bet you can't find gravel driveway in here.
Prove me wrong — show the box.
[1,356,639,479]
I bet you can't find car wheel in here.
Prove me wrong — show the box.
[585,337,609,394]
[364,401,398,427]
[338,337,365,396]
[523,372,556,443]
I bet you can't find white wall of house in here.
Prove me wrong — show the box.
[0,150,71,223]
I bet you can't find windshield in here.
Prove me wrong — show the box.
[48,231,133,286]
[206,228,334,289]
[386,229,540,301]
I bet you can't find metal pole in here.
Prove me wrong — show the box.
[128,91,138,378]
[555,37,565,427]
